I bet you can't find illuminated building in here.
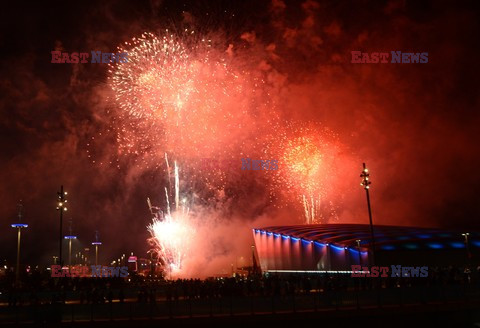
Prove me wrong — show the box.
[253,224,480,272]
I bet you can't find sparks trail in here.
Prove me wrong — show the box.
[147,154,195,278]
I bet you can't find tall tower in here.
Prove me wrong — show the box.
[11,201,28,284]
[64,218,77,267]
[91,230,102,266]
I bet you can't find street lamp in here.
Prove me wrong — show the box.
[360,163,376,265]
[83,248,90,265]
[91,242,102,266]
[11,202,28,284]
[92,231,102,266]
[356,239,362,267]
[64,218,77,268]
[462,233,470,262]
[64,236,77,267]
[56,186,68,266]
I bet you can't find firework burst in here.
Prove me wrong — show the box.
[147,155,195,278]
[106,30,264,167]
[266,123,346,224]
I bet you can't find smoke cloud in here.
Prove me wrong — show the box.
[0,0,479,276]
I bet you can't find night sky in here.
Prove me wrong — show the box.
[1,0,479,272]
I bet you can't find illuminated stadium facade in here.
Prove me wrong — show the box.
[253,224,480,272]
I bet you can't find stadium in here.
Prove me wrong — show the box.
[253,224,480,272]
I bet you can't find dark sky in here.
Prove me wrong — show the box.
[1,0,479,268]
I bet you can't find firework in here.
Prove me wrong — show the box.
[266,123,346,224]
[107,30,264,166]
[103,29,353,227]
[147,155,195,278]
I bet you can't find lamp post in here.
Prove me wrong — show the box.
[356,239,362,267]
[11,202,28,284]
[56,186,68,266]
[64,236,77,267]
[462,233,470,263]
[92,242,102,266]
[92,231,102,266]
[360,163,376,265]
[84,248,90,266]
[64,218,77,268]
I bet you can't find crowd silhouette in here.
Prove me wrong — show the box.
[1,265,479,307]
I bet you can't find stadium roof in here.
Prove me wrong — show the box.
[253,224,480,252]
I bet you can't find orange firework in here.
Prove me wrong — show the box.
[106,30,265,167]
[267,123,345,224]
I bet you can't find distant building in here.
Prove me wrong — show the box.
[127,255,138,272]
[253,224,480,272]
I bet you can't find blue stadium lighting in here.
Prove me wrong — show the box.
[350,249,369,256]
[253,223,480,274]
[380,245,396,250]
[417,234,432,239]
[330,244,345,251]
[64,235,77,239]
[427,243,444,249]
[449,242,464,249]
[267,270,356,274]
[92,242,102,245]
[11,223,28,228]
[471,241,480,247]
